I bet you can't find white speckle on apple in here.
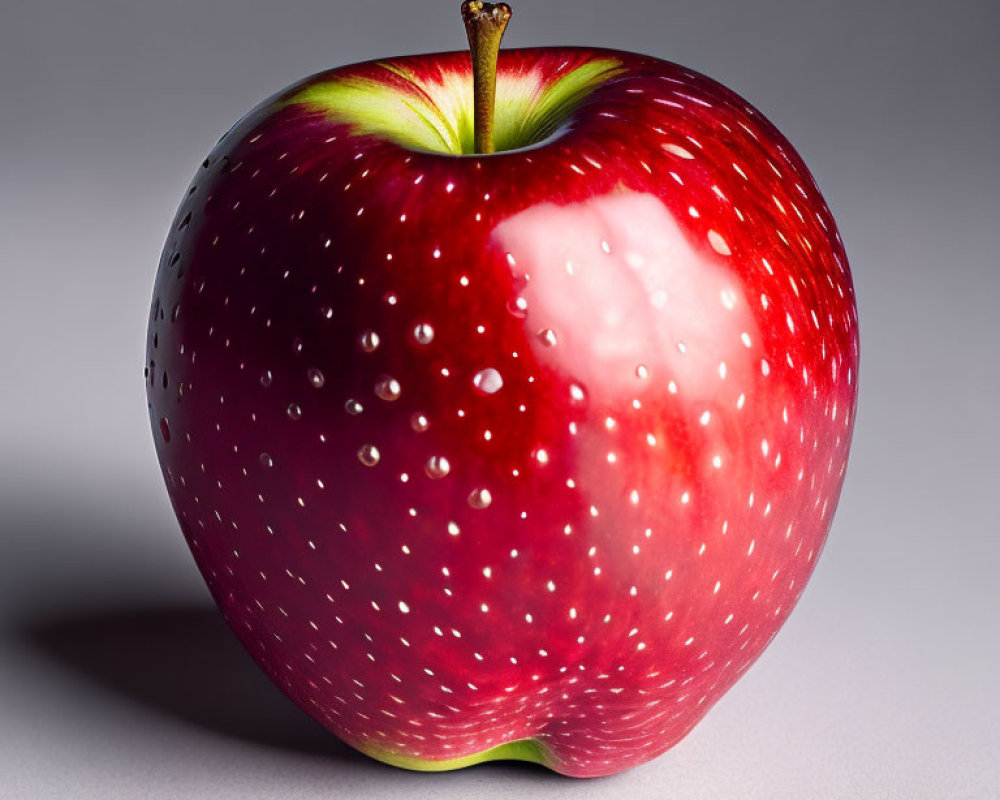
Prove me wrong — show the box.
[708,230,731,256]
[662,143,694,159]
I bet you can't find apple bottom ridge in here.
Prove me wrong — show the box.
[349,736,559,774]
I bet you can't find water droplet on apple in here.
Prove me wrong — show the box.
[569,383,588,406]
[345,398,364,415]
[411,413,429,432]
[260,370,273,388]
[468,488,492,509]
[159,417,171,442]
[413,323,434,345]
[260,453,274,468]
[636,364,649,379]
[537,328,557,347]
[292,337,304,354]
[425,456,451,479]
[358,444,380,466]
[507,296,528,318]
[532,447,550,465]
[287,403,302,420]
[359,330,380,353]
[374,376,401,401]
[307,368,325,388]
[473,368,503,394]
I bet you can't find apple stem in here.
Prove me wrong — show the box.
[461,1,512,154]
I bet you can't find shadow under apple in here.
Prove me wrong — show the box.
[19,602,359,759]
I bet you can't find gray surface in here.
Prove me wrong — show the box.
[1,0,998,797]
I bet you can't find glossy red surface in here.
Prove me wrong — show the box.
[146,48,858,777]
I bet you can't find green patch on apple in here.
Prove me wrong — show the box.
[356,736,552,771]
[289,57,624,155]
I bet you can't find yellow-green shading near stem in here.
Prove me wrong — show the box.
[287,57,625,155]
[354,736,553,772]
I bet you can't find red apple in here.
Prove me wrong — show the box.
[145,2,857,778]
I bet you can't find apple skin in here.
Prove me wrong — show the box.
[145,47,858,778]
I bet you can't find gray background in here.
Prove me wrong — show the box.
[1,0,998,798]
